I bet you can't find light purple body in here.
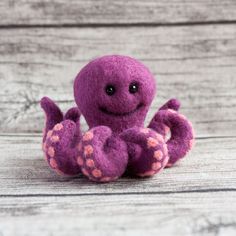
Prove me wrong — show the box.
[41,55,194,182]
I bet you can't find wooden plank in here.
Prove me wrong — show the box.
[0,192,236,236]
[0,25,236,136]
[0,134,235,195]
[0,0,236,26]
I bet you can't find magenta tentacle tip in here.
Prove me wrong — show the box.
[40,55,194,182]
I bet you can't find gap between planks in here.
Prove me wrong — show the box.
[1,188,236,198]
[0,20,236,29]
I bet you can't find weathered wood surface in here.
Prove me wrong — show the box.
[0,0,236,26]
[0,135,235,195]
[1,0,236,235]
[1,192,236,236]
[0,25,236,136]
[0,134,236,235]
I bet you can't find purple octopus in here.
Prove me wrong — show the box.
[41,55,194,182]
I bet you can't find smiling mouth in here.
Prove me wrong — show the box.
[99,103,144,117]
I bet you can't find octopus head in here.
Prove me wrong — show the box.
[74,55,156,133]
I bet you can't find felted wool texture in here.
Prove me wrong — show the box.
[74,55,156,133]
[148,108,194,166]
[120,127,169,176]
[77,126,129,182]
[40,55,195,182]
[43,120,81,176]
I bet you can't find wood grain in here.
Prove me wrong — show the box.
[0,25,236,136]
[1,1,236,235]
[0,0,236,26]
[0,192,236,236]
[0,134,235,195]
[1,134,236,234]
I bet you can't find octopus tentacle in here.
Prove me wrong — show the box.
[64,107,81,123]
[40,98,82,140]
[148,108,194,167]
[41,97,82,175]
[64,107,82,146]
[120,128,169,177]
[43,120,81,176]
[40,97,63,142]
[77,126,128,182]
[159,98,181,112]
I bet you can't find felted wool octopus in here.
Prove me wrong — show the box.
[41,55,194,183]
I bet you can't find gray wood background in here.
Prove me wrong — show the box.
[0,1,236,235]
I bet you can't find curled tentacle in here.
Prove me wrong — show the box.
[43,120,81,176]
[40,98,82,140]
[120,128,169,177]
[77,126,128,182]
[40,97,63,142]
[159,98,181,111]
[64,107,81,123]
[148,108,194,167]
[41,97,82,175]
[64,107,82,146]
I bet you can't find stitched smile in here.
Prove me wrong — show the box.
[99,103,143,117]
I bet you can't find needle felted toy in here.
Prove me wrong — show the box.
[41,55,194,182]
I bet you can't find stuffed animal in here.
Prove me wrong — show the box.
[41,55,194,182]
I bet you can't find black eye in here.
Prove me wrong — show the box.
[129,82,139,94]
[105,85,116,96]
